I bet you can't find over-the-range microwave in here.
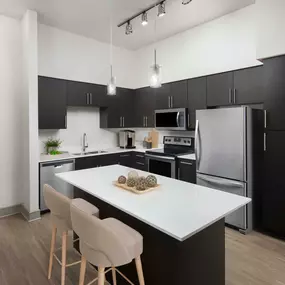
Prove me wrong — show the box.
[154,108,188,130]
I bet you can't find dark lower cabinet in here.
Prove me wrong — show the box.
[132,152,147,171]
[75,156,102,170]
[177,159,196,184]
[118,152,133,167]
[38,76,67,129]
[262,131,285,238]
[263,56,285,130]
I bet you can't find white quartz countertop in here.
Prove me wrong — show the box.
[56,165,251,241]
[39,147,152,163]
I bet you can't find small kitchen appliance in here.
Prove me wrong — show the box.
[119,130,136,149]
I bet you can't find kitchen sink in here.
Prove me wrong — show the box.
[73,150,108,156]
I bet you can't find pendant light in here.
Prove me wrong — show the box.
[107,5,116,96]
[150,17,162,88]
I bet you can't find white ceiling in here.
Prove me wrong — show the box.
[0,0,255,50]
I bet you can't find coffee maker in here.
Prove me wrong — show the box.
[119,130,136,149]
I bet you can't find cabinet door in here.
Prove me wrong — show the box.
[75,156,101,170]
[118,153,132,167]
[187,77,207,129]
[207,72,234,107]
[262,131,285,238]
[178,159,196,184]
[67,81,92,106]
[132,152,146,170]
[234,66,265,105]
[100,154,119,166]
[106,95,121,128]
[38,77,67,129]
[171,80,187,108]
[119,88,135,128]
[155,83,171,109]
[90,84,110,107]
[263,56,285,130]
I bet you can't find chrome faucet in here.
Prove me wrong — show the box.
[82,133,88,153]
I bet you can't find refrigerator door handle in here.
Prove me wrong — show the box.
[197,173,244,188]
[195,119,200,170]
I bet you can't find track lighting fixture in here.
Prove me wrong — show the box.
[158,2,166,17]
[141,12,148,26]
[182,0,192,4]
[125,21,133,35]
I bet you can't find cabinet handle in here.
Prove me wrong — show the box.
[143,117,145,127]
[120,117,122,127]
[171,96,173,108]
[136,154,144,158]
[181,161,193,166]
[233,89,236,104]
[264,110,267,128]
[188,114,190,128]
[146,116,148,127]
[122,117,125,127]
[136,162,145,166]
[264,133,267,151]
[120,154,130,157]
[168,96,171,108]
[86,93,89,105]
[229,89,232,104]
[90,93,93,105]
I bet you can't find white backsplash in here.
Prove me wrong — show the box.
[38,107,195,154]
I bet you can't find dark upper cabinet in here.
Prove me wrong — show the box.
[187,77,207,129]
[90,84,110,107]
[262,131,285,238]
[263,56,285,130]
[134,87,155,128]
[233,66,265,105]
[67,81,92,107]
[177,159,196,184]
[155,81,187,110]
[171,80,188,108]
[155,83,171,109]
[38,76,67,130]
[207,72,234,107]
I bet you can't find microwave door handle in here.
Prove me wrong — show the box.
[176,112,180,127]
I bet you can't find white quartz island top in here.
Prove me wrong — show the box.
[56,165,251,241]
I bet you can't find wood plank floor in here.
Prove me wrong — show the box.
[0,213,284,285]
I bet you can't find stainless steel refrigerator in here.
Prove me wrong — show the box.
[195,107,264,233]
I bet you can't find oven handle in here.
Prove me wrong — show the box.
[145,154,175,161]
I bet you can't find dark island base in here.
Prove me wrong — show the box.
[74,188,225,285]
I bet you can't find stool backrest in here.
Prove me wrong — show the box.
[71,200,132,265]
[43,184,72,228]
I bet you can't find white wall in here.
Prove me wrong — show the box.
[256,0,285,60]
[21,10,39,213]
[39,108,117,153]
[38,24,137,89]
[135,4,262,88]
[0,16,23,208]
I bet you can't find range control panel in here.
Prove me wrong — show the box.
[163,136,194,146]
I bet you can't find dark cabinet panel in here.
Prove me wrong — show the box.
[67,81,92,107]
[187,77,207,129]
[207,72,234,107]
[38,77,67,130]
[262,131,285,238]
[132,152,146,171]
[134,87,155,128]
[178,159,196,184]
[75,156,101,170]
[90,84,110,107]
[263,56,285,130]
[233,66,265,105]
[155,83,171,109]
[171,80,188,108]
[119,88,135,128]
[118,152,133,167]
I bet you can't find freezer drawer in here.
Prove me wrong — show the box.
[197,173,247,230]
[40,159,75,211]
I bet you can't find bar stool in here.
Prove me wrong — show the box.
[70,199,145,285]
[43,184,99,285]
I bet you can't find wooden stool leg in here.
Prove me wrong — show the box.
[79,256,87,285]
[135,256,145,285]
[61,231,67,285]
[48,226,57,279]
[98,267,105,285]
[111,267,117,285]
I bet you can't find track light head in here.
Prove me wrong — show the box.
[182,0,192,4]
[158,2,166,17]
[125,21,133,35]
[141,12,148,26]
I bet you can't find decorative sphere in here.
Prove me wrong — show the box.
[136,177,148,191]
[128,170,139,180]
[146,175,157,187]
[118,175,127,184]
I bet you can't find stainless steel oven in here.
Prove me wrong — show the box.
[155,108,187,130]
[145,154,176,178]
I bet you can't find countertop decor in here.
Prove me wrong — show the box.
[43,137,62,155]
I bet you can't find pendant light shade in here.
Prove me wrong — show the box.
[150,49,162,88]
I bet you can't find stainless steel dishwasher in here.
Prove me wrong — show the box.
[40,159,75,211]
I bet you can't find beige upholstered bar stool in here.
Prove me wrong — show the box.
[70,199,145,285]
[43,184,99,285]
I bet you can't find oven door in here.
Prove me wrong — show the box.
[155,108,187,130]
[145,154,176,178]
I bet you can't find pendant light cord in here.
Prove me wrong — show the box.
[110,1,113,77]
[154,12,157,66]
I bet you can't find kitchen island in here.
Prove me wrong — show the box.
[57,165,251,285]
